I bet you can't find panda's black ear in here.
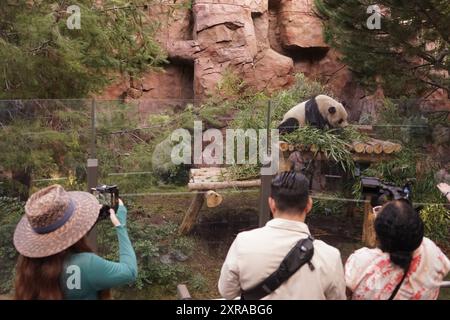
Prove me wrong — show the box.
[328,106,336,114]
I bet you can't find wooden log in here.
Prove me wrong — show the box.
[179,191,205,235]
[364,144,374,154]
[279,141,289,152]
[288,144,295,152]
[362,195,377,247]
[188,179,261,190]
[352,142,366,153]
[370,138,398,154]
[177,284,192,300]
[190,168,223,177]
[205,190,223,208]
[366,139,383,154]
[383,143,396,154]
[352,153,393,163]
[394,143,402,153]
[191,176,222,183]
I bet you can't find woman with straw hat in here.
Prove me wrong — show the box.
[13,184,137,299]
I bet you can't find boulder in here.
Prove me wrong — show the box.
[278,0,328,49]
[244,48,294,93]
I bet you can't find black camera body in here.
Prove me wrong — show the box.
[91,185,119,220]
[361,176,413,207]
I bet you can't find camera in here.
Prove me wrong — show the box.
[361,176,413,207]
[91,185,119,220]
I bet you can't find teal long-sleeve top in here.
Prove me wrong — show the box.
[61,204,137,299]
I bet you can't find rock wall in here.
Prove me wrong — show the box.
[99,0,352,99]
[98,0,400,121]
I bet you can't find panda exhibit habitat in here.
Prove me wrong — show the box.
[181,94,403,248]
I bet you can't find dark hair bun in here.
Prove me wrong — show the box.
[389,251,413,270]
[374,200,424,270]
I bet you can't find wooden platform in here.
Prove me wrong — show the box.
[188,168,260,191]
[179,167,261,235]
[180,137,403,247]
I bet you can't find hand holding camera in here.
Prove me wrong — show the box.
[437,183,450,201]
[91,185,125,227]
[361,176,413,207]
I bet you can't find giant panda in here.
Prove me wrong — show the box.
[278,95,349,134]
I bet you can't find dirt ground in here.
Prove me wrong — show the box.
[115,190,450,300]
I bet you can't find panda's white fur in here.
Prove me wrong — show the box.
[280,95,348,132]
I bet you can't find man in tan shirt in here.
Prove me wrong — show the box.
[218,171,346,300]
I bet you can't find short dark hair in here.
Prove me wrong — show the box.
[270,171,310,213]
[374,200,424,270]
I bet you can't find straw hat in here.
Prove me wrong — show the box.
[13,185,100,258]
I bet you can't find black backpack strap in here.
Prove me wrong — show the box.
[388,269,408,300]
[241,236,315,300]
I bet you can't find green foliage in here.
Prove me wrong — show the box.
[97,217,195,292]
[216,68,247,97]
[0,101,90,198]
[360,143,443,205]
[315,0,450,97]
[420,204,450,244]
[311,193,347,216]
[225,164,260,181]
[270,73,333,123]
[0,197,24,294]
[376,98,431,146]
[231,73,331,131]
[283,126,362,174]
[189,273,208,293]
[0,1,167,99]
[227,73,352,180]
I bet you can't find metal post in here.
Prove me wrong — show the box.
[259,100,274,227]
[87,99,98,251]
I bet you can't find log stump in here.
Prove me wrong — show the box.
[179,191,205,235]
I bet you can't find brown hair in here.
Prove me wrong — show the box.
[14,237,111,300]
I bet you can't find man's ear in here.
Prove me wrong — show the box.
[328,106,336,114]
[305,197,313,215]
[268,197,277,215]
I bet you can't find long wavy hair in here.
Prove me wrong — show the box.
[14,236,111,300]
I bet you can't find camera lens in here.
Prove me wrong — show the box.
[97,205,111,221]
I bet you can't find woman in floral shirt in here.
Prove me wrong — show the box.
[345,200,450,300]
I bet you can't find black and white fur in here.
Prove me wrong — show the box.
[278,95,349,134]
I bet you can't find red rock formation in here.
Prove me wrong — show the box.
[277,0,327,49]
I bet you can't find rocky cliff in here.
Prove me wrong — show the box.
[98,0,448,122]
[99,1,352,98]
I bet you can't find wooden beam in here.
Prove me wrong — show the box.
[205,190,223,208]
[176,284,192,300]
[188,179,261,190]
[179,191,205,235]
[362,195,377,248]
